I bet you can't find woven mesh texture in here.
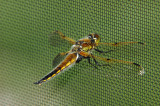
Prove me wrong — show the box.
[1,0,159,105]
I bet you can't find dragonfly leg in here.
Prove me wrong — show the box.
[90,54,111,68]
[87,57,98,69]
[91,54,102,66]
[91,54,113,67]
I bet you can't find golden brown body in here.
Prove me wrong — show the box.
[34,31,145,85]
[34,53,77,85]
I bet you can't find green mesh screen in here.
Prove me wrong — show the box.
[1,0,159,105]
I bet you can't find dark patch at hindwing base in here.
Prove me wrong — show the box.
[76,54,84,63]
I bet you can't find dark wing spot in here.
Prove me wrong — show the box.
[138,42,145,45]
[133,63,140,67]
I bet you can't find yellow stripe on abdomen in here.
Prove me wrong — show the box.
[38,53,78,85]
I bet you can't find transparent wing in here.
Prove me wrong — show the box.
[91,55,145,77]
[48,31,76,66]
[48,30,76,46]
[97,41,145,54]
[52,52,69,68]
[98,41,145,47]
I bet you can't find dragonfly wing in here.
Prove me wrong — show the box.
[48,30,76,46]
[98,42,145,47]
[52,52,69,67]
[92,55,145,77]
[95,42,145,56]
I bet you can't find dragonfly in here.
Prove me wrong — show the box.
[34,31,145,85]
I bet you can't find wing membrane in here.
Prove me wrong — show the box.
[99,42,145,47]
[92,55,144,77]
[96,41,145,57]
[48,30,76,46]
[52,52,69,67]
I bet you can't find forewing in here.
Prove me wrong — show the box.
[97,42,145,55]
[48,30,76,47]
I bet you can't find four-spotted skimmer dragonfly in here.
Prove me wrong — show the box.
[34,31,145,85]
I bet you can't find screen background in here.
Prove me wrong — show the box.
[1,1,159,105]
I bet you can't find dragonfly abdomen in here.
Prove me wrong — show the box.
[34,53,78,85]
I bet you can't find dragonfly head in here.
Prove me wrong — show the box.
[88,33,100,45]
